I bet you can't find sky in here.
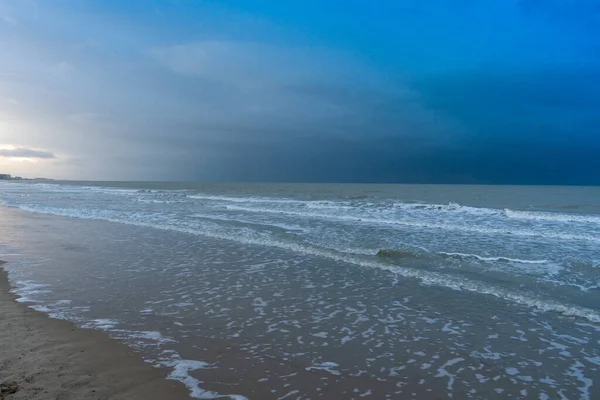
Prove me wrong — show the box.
[1,0,599,184]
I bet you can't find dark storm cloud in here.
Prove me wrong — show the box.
[416,68,600,116]
[413,68,600,143]
[200,130,600,185]
[399,67,600,185]
[2,0,599,183]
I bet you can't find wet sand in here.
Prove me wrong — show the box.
[0,261,190,400]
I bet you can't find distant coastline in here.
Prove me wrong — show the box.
[0,173,24,181]
[0,174,54,181]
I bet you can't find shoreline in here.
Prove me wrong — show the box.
[0,261,190,400]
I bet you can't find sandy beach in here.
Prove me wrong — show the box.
[0,261,189,400]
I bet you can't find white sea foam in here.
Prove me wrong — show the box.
[505,209,600,224]
[5,183,600,399]
[277,390,300,399]
[193,195,499,217]
[585,357,600,366]
[11,281,52,303]
[192,213,311,233]
[190,194,600,227]
[10,204,600,322]
[222,205,600,243]
[82,319,120,330]
[306,361,341,376]
[566,361,593,400]
[438,252,549,264]
[7,277,245,400]
[81,186,141,196]
[393,201,499,216]
[435,357,464,393]
[188,194,305,205]
[160,355,248,400]
[29,305,74,320]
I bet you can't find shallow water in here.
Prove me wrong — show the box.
[1,182,599,398]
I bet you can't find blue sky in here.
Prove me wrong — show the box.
[1,0,599,183]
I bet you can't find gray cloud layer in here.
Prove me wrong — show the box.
[0,147,55,159]
[1,0,598,183]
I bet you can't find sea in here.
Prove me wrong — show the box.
[0,181,599,399]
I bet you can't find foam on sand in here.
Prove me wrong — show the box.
[305,362,341,376]
[160,356,248,400]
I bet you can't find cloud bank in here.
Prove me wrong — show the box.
[0,0,598,183]
[0,147,55,159]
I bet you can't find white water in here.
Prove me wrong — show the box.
[3,182,600,399]
[2,182,600,322]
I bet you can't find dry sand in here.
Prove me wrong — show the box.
[0,260,190,400]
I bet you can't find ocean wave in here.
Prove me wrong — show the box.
[191,195,498,215]
[11,281,52,303]
[438,252,548,264]
[224,205,600,243]
[189,193,600,227]
[6,185,600,227]
[191,213,311,233]
[188,194,305,204]
[375,249,424,259]
[136,198,183,204]
[11,203,600,322]
[375,249,550,266]
[189,194,358,212]
[392,202,499,216]
[27,184,598,228]
[189,195,498,216]
[505,209,600,224]
[84,187,140,195]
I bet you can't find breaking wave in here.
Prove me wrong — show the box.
[8,203,600,322]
